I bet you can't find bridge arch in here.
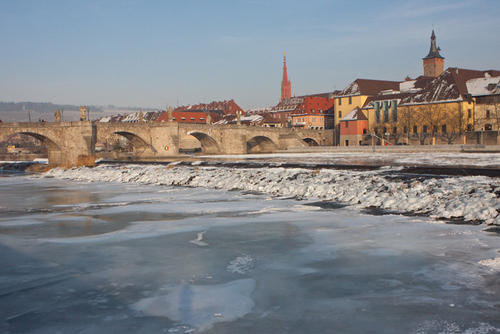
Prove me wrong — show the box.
[188,132,220,154]
[9,131,62,152]
[246,135,277,153]
[112,131,155,153]
[303,137,319,146]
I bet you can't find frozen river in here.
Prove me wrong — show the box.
[0,170,500,333]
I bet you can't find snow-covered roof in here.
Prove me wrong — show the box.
[241,115,263,122]
[400,80,416,92]
[97,111,161,123]
[466,76,500,96]
[401,68,500,105]
[340,107,368,121]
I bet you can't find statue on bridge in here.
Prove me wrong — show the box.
[167,106,173,122]
[54,110,61,122]
[139,110,144,122]
[206,113,211,124]
[236,111,241,125]
[80,106,87,121]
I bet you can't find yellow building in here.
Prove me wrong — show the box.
[467,76,500,132]
[291,114,333,129]
[333,79,401,127]
[361,68,500,145]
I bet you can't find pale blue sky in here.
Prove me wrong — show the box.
[0,0,499,109]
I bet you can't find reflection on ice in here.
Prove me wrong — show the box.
[132,279,256,331]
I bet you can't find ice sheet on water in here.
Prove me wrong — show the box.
[131,279,256,331]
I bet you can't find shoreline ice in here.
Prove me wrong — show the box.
[40,164,500,225]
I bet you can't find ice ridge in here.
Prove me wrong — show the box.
[41,164,500,225]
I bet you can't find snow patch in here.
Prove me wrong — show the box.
[227,255,255,274]
[478,257,500,272]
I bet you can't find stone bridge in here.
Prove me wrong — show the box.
[0,121,95,167]
[0,121,333,166]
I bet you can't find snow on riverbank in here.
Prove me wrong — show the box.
[41,164,500,225]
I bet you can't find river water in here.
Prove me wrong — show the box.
[0,172,499,333]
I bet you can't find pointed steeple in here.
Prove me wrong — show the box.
[422,30,445,77]
[281,52,292,101]
[423,29,444,59]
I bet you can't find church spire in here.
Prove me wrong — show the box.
[422,30,445,77]
[281,52,291,101]
[423,29,444,59]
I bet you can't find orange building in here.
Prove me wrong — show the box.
[339,107,369,146]
[291,96,334,129]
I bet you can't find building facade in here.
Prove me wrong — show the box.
[339,107,369,146]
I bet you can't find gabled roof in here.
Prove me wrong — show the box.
[339,79,401,97]
[400,68,500,105]
[340,107,368,121]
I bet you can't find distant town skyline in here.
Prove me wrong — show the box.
[1,0,499,110]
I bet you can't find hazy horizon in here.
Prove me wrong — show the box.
[1,0,499,109]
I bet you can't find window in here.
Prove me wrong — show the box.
[338,111,342,118]
[433,126,438,133]
[441,124,447,133]
[468,109,472,119]
[311,109,315,114]
[485,124,493,131]
[467,124,473,131]
[404,126,408,133]
[391,100,398,122]
[345,121,349,128]
[374,102,381,123]
[383,101,389,122]
[486,110,491,119]
[393,127,397,134]
[348,96,352,104]
[338,97,342,105]
[423,125,428,133]
[363,129,367,134]
[413,125,418,134]
[181,117,186,120]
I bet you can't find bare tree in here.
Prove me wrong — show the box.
[442,103,467,144]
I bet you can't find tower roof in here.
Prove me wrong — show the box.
[423,29,444,59]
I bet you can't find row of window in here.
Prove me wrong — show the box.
[172,117,205,121]
[374,124,476,135]
[337,96,352,106]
